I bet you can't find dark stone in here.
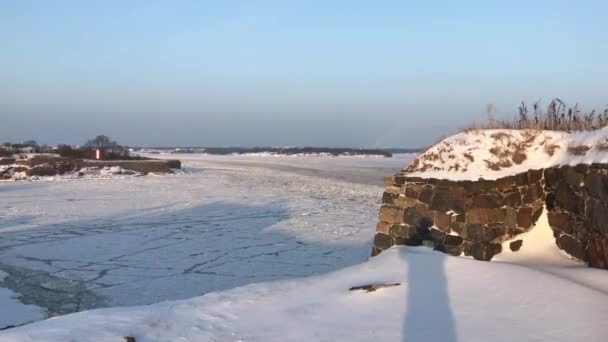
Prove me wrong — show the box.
[496,176,514,190]
[557,234,587,261]
[545,192,556,210]
[528,169,543,183]
[429,188,451,212]
[429,228,447,243]
[544,168,559,189]
[587,236,608,269]
[466,242,502,261]
[517,207,533,229]
[472,194,501,209]
[563,167,583,189]
[373,233,394,251]
[503,191,521,207]
[382,191,399,205]
[405,185,421,199]
[509,240,523,252]
[124,337,136,342]
[418,187,434,204]
[584,172,608,201]
[522,182,544,204]
[370,247,381,257]
[547,212,573,234]
[444,234,464,246]
[514,172,529,187]
[585,199,608,234]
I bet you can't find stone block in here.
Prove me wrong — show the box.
[510,240,523,251]
[375,221,391,235]
[373,233,395,251]
[472,193,501,209]
[434,211,452,232]
[503,191,521,207]
[588,236,608,269]
[557,234,587,261]
[517,207,533,229]
[379,205,403,224]
[547,212,573,234]
[584,172,608,201]
[381,191,399,205]
[466,242,502,261]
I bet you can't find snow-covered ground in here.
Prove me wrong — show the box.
[2,153,607,341]
[0,154,411,329]
[2,215,607,341]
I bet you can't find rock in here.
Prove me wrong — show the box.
[517,207,533,229]
[375,222,391,235]
[373,233,394,251]
[587,236,608,269]
[418,186,433,204]
[382,191,399,205]
[509,240,523,252]
[378,205,403,224]
[472,194,501,209]
[466,242,502,261]
[124,337,136,342]
[349,283,400,293]
[522,182,544,204]
[503,191,522,207]
[557,234,587,261]
[389,224,416,238]
[555,182,585,215]
[547,212,573,234]
[429,188,451,211]
[428,228,447,243]
[586,199,608,234]
[584,172,608,201]
[434,212,452,232]
[28,163,57,176]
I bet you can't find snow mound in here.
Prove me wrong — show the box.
[405,128,608,180]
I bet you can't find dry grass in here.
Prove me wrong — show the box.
[466,99,608,132]
[544,144,561,156]
[568,145,591,156]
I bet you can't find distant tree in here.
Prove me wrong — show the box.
[22,140,40,152]
[85,135,119,152]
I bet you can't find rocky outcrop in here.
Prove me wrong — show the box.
[373,165,608,269]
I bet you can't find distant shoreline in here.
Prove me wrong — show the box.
[133,147,423,157]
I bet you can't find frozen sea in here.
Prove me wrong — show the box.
[0,153,414,328]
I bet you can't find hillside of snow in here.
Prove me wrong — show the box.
[405,128,608,180]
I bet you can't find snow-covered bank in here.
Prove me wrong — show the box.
[406,128,608,180]
[2,240,607,341]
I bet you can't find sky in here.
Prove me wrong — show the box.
[1,1,607,147]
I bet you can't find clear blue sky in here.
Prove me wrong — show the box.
[1,1,607,147]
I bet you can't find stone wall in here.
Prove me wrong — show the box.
[545,165,608,268]
[373,165,608,269]
[373,170,544,261]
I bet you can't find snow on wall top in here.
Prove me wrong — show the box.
[404,127,608,181]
